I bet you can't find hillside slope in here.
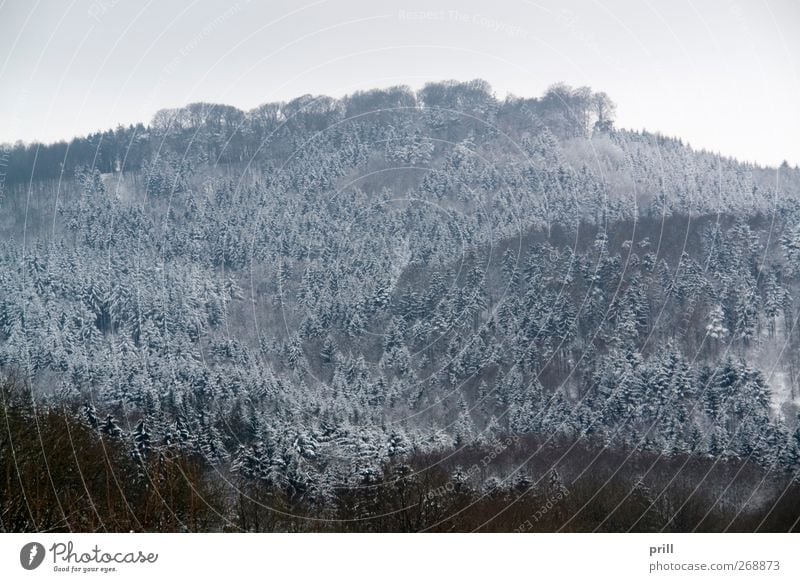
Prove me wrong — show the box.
[2,80,800,530]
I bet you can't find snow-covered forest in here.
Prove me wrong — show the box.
[2,80,800,531]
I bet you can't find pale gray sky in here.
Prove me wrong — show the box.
[1,0,798,166]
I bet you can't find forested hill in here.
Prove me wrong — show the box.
[2,80,800,530]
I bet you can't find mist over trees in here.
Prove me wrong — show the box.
[2,80,800,532]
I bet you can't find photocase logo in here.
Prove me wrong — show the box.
[20,542,46,570]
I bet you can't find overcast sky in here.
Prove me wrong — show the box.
[1,0,798,167]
